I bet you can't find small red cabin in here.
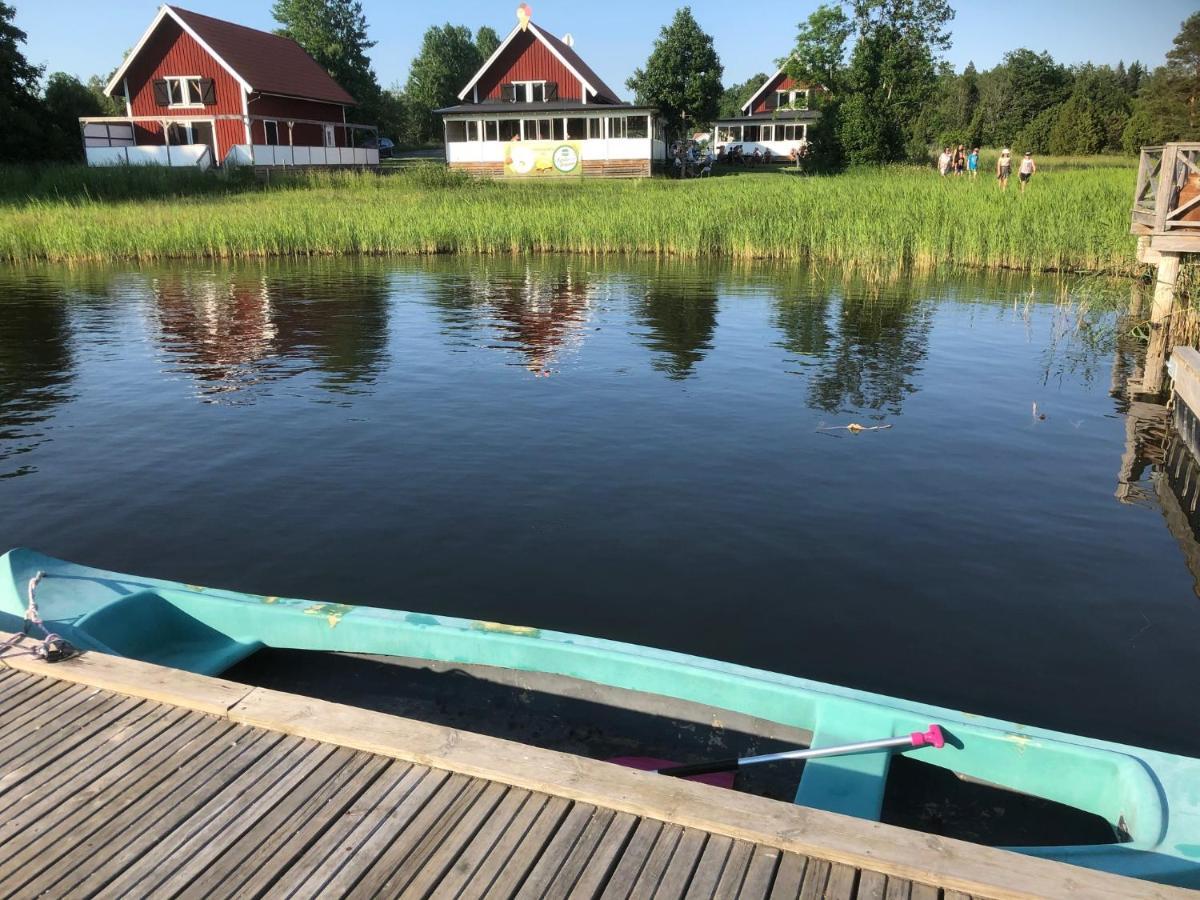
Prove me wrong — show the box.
[713,66,823,161]
[438,10,664,178]
[83,5,378,168]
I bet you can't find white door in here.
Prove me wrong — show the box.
[324,125,336,148]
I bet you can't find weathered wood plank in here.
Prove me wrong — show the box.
[655,828,710,900]
[712,840,754,898]
[515,803,606,899]
[824,863,859,900]
[600,817,665,900]
[739,845,783,900]
[569,811,640,900]
[261,760,417,898]
[855,870,887,900]
[908,884,939,900]
[398,780,511,899]
[797,858,831,900]
[768,853,808,900]
[532,807,622,900]
[429,786,537,898]
[225,750,392,899]
[0,689,130,773]
[686,834,734,900]
[481,794,573,899]
[345,772,482,899]
[883,876,911,900]
[628,822,684,899]
[55,730,295,898]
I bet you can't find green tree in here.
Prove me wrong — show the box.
[86,74,124,117]
[475,26,501,61]
[272,0,382,119]
[717,72,768,119]
[974,49,1071,146]
[627,7,724,138]
[42,73,105,161]
[1047,94,1104,155]
[786,3,851,88]
[1123,13,1200,150]
[404,25,483,143]
[0,0,43,163]
[836,0,955,164]
[1166,11,1200,133]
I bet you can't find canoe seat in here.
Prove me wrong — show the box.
[793,724,893,821]
[75,589,260,676]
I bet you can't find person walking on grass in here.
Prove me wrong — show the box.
[1018,152,1037,192]
[968,147,979,179]
[954,145,967,175]
[997,148,1013,190]
[938,147,952,177]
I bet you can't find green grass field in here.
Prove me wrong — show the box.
[0,157,1140,273]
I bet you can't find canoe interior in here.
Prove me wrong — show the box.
[226,648,1120,849]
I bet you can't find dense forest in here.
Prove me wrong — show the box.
[1,0,1197,165]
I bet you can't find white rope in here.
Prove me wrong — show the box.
[0,572,71,662]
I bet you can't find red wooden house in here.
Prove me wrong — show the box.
[713,66,823,160]
[438,9,664,178]
[82,5,378,168]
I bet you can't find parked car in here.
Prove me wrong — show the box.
[361,136,395,159]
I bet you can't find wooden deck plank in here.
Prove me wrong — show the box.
[518,804,613,900]
[653,828,709,900]
[0,682,99,745]
[480,794,574,899]
[0,689,131,772]
[261,760,417,898]
[739,845,783,900]
[287,764,448,899]
[824,863,859,900]
[712,840,754,898]
[134,739,338,896]
[422,785,536,898]
[883,877,911,900]
[854,871,887,900]
[630,823,685,899]
[569,811,640,900]
[0,673,73,721]
[767,853,808,900]
[686,834,735,900]
[908,885,939,900]
[458,793,556,900]
[798,858,832,900]
[341,769,476,899]
[399,780,512,899]
[223,750,392,899]
[39,728,284,897]
[600,817,666,899]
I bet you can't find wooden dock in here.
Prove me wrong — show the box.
[0,636,1187,899]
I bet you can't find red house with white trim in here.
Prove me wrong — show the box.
[713,66,824,160]
[83,5,378,168]
[438,8,664,178]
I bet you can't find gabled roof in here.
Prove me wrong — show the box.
[105,5,358,106]
[741,66,788,115]
[457,21,621,104]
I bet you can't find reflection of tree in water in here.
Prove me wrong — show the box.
[637,272,719,380]
[151,263,389,402]
[775,280,932,415]
[427,261,593,373]
[0,283,75,478]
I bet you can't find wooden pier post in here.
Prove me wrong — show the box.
[1142,252,1181,395]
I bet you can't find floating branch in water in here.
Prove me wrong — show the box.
[817,423,894,435]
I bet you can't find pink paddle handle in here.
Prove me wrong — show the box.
[910,724,945,749]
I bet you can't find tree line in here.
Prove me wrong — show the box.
[1,0,1197,165]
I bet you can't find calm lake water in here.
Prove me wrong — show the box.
[2,257,1198,756]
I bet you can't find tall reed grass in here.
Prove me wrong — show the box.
[0,161,1139,273]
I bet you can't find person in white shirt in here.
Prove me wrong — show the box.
[937,147,952,177]
[1018,152,1037,192]
[996,148,1013,190]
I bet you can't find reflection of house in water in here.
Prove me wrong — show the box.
[774,282,933,415]
[0,288,76,477]
[150,267,389,401]
[637,275,718,380]
[429,264,594,373]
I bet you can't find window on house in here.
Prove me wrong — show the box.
[169,77,203,106]
[551,119,566,141]
[743,125,760,142]
[566,118,587,140]
[484,120,499,141]
[761,125,774,142]
[499,119,521,141]
[165,122,190,144]
[445,120,468,142]
[627,116,649,139]
[521,118,553,140]
[587,118,603,140]
[608,117,626,139]
[264,120,280,146]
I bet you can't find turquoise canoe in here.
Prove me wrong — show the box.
[1,547,1198,888]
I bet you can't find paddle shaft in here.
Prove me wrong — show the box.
[657,735,915,779]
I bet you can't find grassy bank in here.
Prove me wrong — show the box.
[0,160,1139,272]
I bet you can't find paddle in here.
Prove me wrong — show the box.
[612,725,945,784]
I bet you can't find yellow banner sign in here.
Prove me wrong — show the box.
[503,141,583,177]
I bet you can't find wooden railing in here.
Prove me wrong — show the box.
[1132,143,1200,236]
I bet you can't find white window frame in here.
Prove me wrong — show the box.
[512,80,548,103]
[263,119,280,146]
[775,89,810,110]
[324,125,336,148]
[164,75,205,109]
[163,119,217,158]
